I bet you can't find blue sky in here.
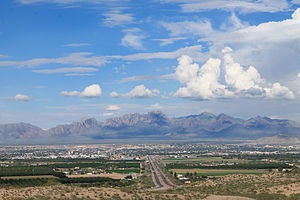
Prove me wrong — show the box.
[1,0,300,128]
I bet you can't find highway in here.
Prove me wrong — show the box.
[147,156,176,190]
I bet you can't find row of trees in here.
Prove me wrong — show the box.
[166,162,292,170]
[57,177,119,184]
[0,166,66,178]
[46,162,140,169]
[0,162,140,177]
[0,166,52,177]
[0,178,48,187]
[224,154,300,161]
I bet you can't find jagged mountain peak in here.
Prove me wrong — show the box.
[79,118,97,123]
[216,113,231,120]
[200,112,216,118]
[179,112,216,120]
[77,118,98,127]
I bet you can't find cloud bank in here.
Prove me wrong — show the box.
[158,0,290,14]
[173,48,294,100]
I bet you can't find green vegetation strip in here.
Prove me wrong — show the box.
[1,175,57,179]
[163,157,225,162]
[109,169,140,174]
[0,166,65,178]
[162,157,251,165]
[166,163,292,170]
[0,178,49,187]
[57,177,119,184]
[172,169,266,176]
[9,158,144,163]
[46,162,140,169]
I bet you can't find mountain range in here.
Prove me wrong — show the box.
[1,111,300,144]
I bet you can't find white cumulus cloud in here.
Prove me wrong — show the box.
[265,83,295,99]
[195,8,300,81]
[110,91,119,98]
[111,85,160,99]
[222,48,294,99]
[106,105,120,111]
[61,84,102,98]
[174,55,232,100]
[172,48,294,100]
[14,94,31,101]
[223,47,263,91]
[60,91,80,97]
[80,84,102,98]
[5,94,32,101]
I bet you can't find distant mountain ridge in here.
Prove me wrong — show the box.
[0,122,45,140]
[1,111,300,143]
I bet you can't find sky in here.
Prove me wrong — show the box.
[1,0,300,128]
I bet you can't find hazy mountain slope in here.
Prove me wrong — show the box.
[48,118,100,136]
[1,111,300,143]
[98,111,171,139]
[0,122,45,140]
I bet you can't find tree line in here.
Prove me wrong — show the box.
[0,166,66,178]
[166,163,292,170]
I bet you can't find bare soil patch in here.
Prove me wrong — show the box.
[67,172,126,179]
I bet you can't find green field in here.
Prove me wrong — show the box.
[1,175,57,179]
[171,169,266,176]
[162,157,249,164]
[109,169,140,174]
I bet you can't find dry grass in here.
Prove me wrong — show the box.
[268,182,300,196]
